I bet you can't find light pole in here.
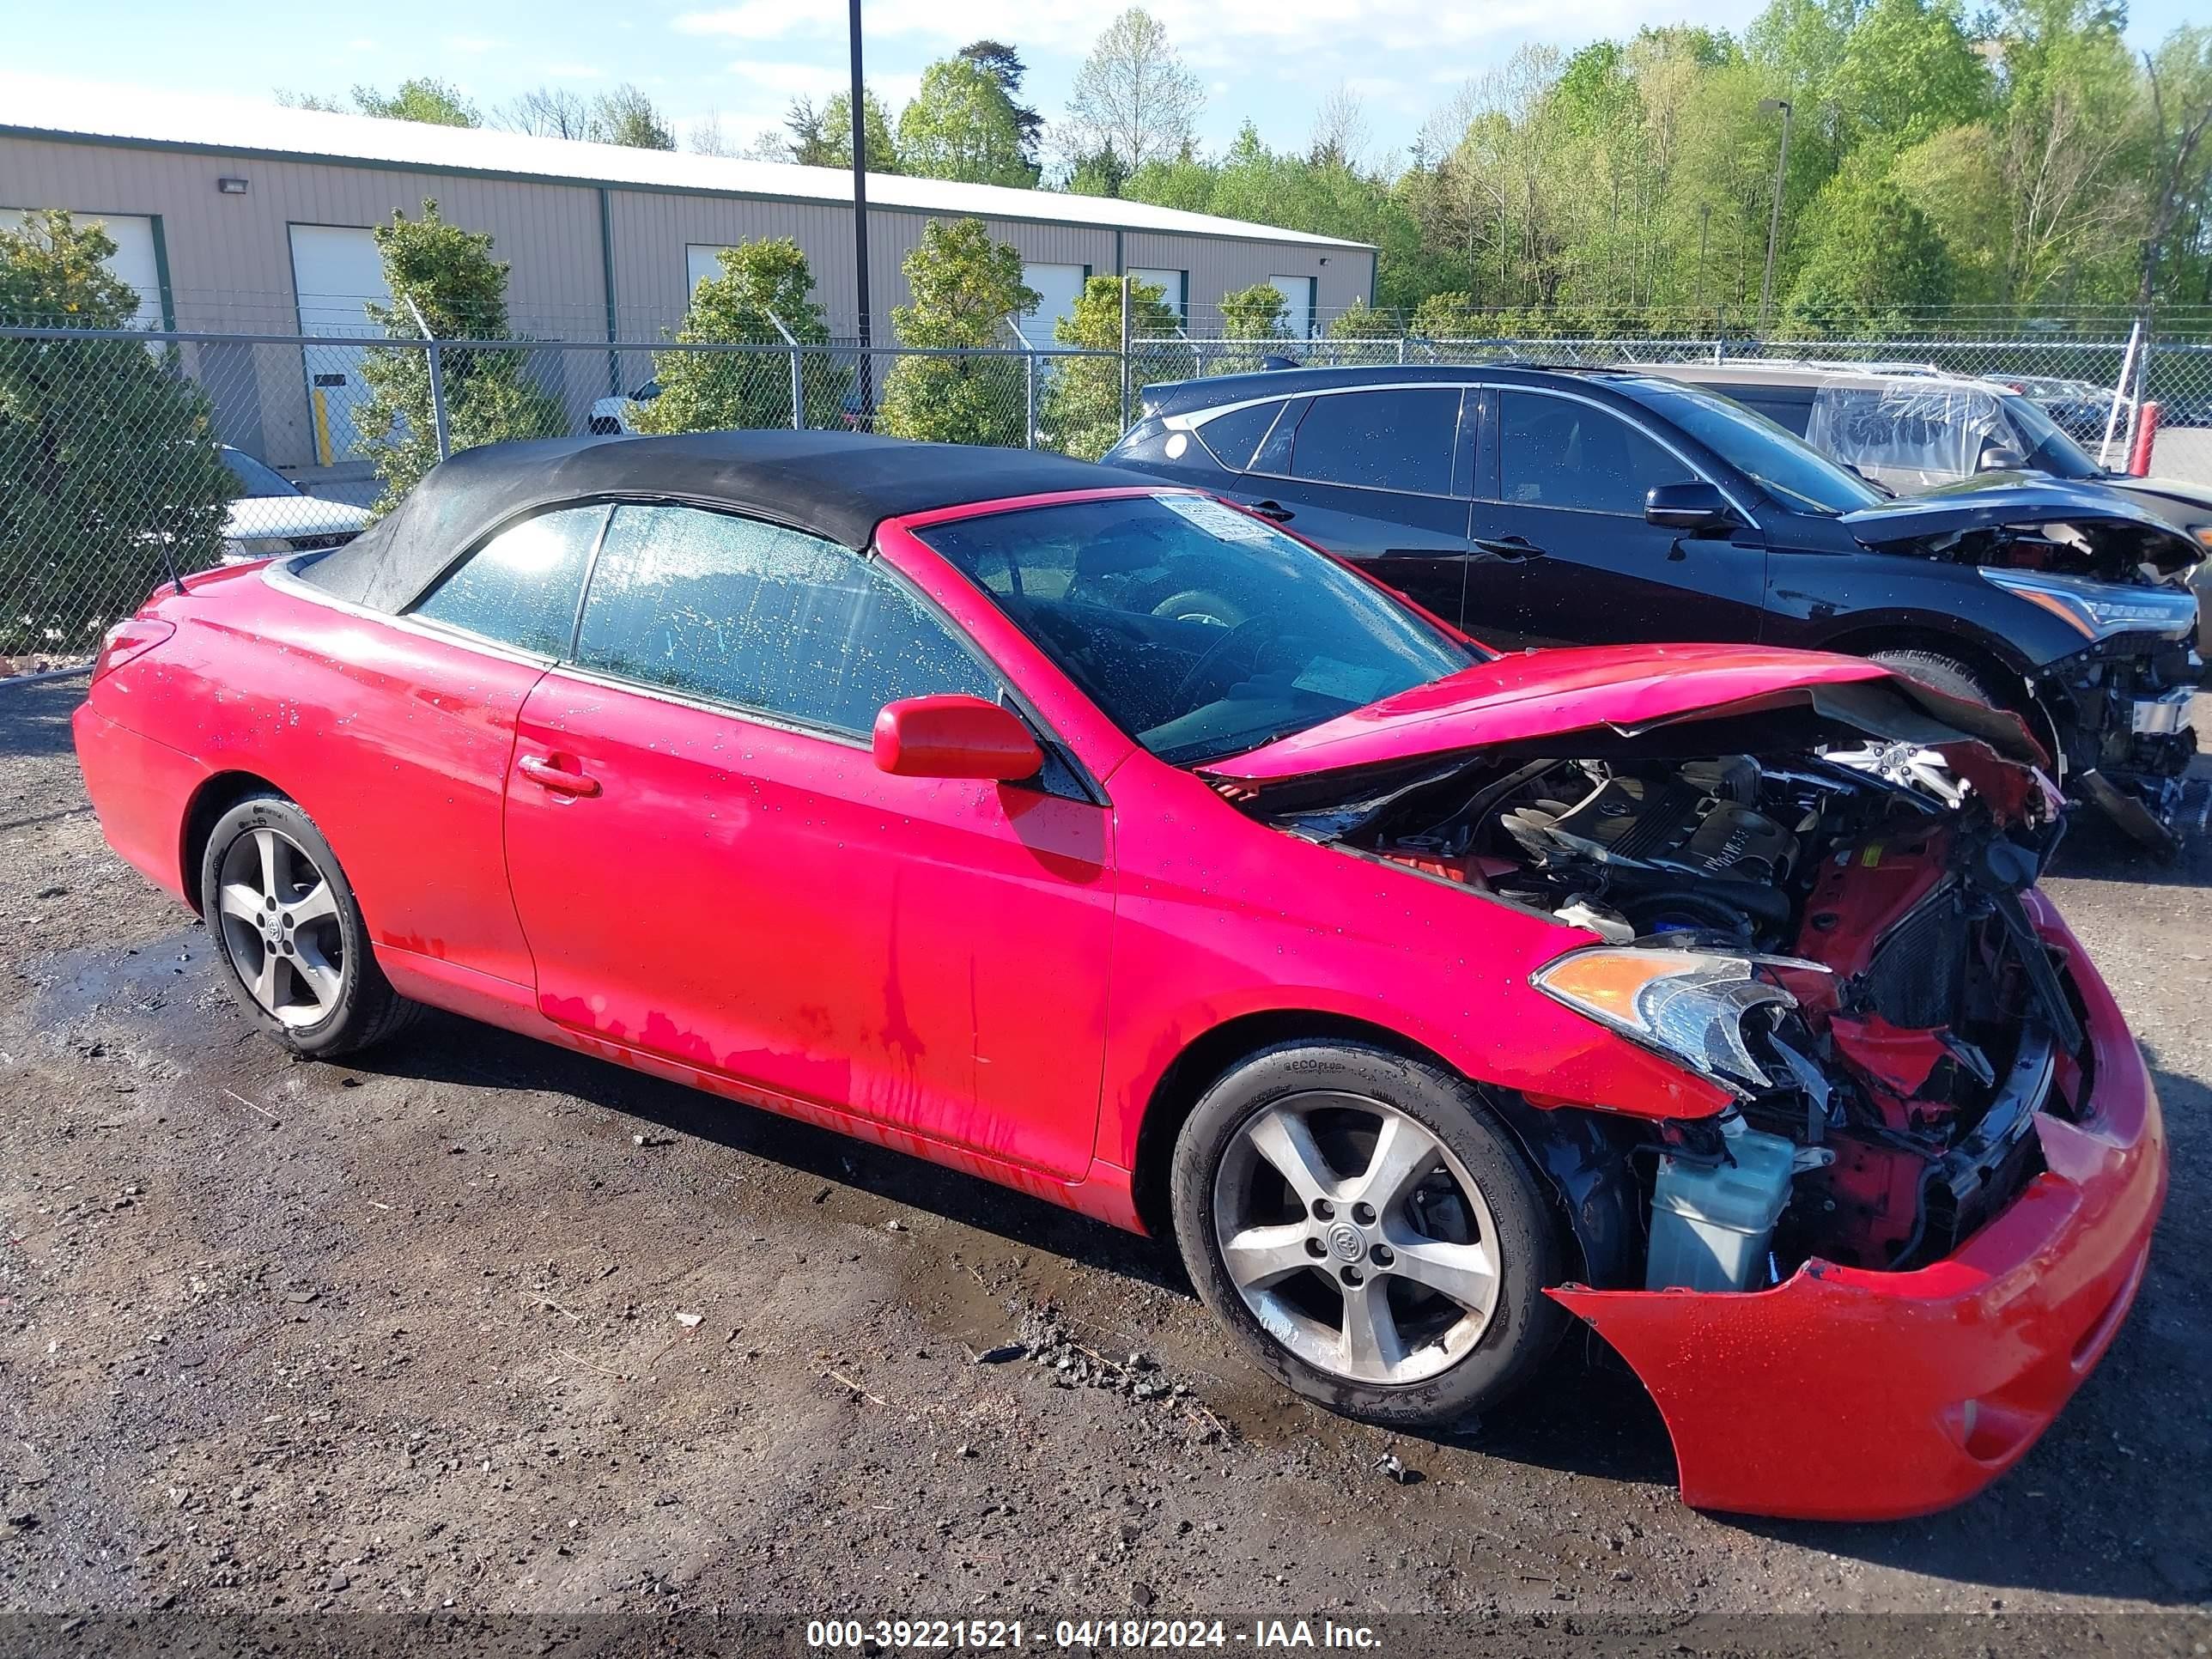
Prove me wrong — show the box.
[1756,96,1791,330]
[849,0,872,419]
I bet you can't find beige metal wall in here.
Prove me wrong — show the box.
[2,131,1376,468]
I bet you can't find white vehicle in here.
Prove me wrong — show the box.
[587,378,660,435]
[217,447,370,561]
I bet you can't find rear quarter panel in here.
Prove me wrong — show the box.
[89,562,548,988]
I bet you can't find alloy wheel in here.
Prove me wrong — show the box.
[214,827,346,1028]
[1212,1091,1502,1386]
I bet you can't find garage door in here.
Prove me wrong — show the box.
[1269,275,1316,340]
[1128,267,1186,325]
[1020,263,1089,349]
[288,224,392,466]
[686,244,737,300]
[6,208,163,326]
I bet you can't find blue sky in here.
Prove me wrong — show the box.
[38,0,2209,168]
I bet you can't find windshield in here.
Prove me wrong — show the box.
[1616,379,1883,514]
[1996,390,2103,479]
[914,494,1477,765]
[219,447,301,499]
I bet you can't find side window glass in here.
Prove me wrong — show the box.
[1249,397,1306,475]
[577,505,1000,737]
[1194,401,1285,471]
[409,504,607,654]
[1289,389,1461,495]
[1499,392,1693,515]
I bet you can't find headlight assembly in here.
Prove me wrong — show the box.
[1532,945,1823,1095]
[1980,568,2197,642]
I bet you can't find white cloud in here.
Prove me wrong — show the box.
[673,3,827,41]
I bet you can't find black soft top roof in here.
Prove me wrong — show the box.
[301,430,1157,613]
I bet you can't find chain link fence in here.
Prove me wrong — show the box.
[5,320,2209,665]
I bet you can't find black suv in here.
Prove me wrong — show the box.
[1103,363,2202,848]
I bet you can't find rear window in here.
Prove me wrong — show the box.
[1194,401,1285,471]
[1288,388,1461,495]
[409,504,608,654]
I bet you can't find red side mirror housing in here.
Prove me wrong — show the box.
[872,696,1042,782]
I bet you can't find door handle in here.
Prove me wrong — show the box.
[1249,499,1295,522]
[517,754,602,798]
[1474,535,1547,561]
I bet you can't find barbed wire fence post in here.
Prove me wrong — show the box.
[759,307,805,433]
[1007,319,1040,449]
[401,294,451,462]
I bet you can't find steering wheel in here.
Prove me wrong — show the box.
[1170,615,1274,707]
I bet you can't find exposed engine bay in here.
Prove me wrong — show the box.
[1272,740,2091,1291]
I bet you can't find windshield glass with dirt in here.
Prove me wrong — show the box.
[913,494,1477,765]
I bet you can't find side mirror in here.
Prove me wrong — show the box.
[1978,443,2027,472]
[1645,481,1735,533]
[872,696,1042,782]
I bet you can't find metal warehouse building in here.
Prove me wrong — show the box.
[2,82,1375,475]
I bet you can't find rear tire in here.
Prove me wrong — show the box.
[1170,1041,1565,1429]
[198,793,421,1058]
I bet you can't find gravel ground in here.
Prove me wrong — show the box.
[2,676,2209,1649]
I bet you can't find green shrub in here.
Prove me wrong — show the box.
[0,211,231,656]
[1041,275,1191,460]
[636,238,849,434]
[355,200,565,514]
[878,219,1038,448]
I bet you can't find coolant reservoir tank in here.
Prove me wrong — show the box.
[1645,1121,1796,1292]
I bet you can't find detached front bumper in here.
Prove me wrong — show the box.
[1550,896,2166,1521]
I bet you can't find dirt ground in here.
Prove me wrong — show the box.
[3,676,2209,1649]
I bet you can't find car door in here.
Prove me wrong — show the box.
[343,501,607,991]
[1229,386,1475,624]
[500,501,1114,1181]
[1477,386,1771,649]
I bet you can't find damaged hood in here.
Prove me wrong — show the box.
[1842,478,2202,576]
[1200,643,2048,806]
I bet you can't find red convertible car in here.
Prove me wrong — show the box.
[74,432,2164,1520]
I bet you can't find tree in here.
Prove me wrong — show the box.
[0,212,232,655]
[274,88,346,113]
[686,112,741,157]
[1041,276,1189,459]
[495,86,591,139]
[588,84,676,151]
[899,58,1039,187]
[354,201,564,512]
[1310,84,1370,171]
[960,40,1044,167]
[877,219,1037,447]
[1065,148,1132,198]
[636,239,848,434]
[349,77,480,126]
[1830,0,1990,148]
[1783,165,1955,332]
[786,89,901,173]
[1060,9,1204,173]
[2139,28,2212,306]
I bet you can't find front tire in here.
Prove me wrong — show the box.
[1169,1042,1565,1428]
[198,793,420,1057]
[1866,647,2000,708]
